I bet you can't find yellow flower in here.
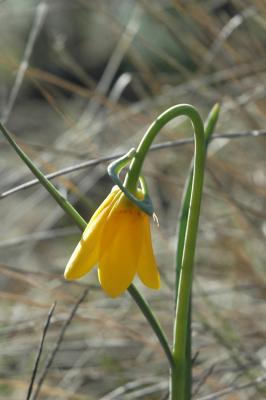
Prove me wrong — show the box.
[64,186,160,297]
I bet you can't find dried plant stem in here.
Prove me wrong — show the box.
[31,289,89,400]
[26,302,56,400]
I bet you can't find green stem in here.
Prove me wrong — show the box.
[174,104,220,400]
[128,284,174,368]
[125,105,203,195]
[175,104,220,305]
[0,121,173,369]
[124,104,205,400]
[0,122,86,231]
[172,114,205,397]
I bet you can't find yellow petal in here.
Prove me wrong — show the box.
[64,237,98,280]
[88,186,120,226]
[137,215,160,289]
[64,191,119,280]
[98,192,125,253]
[98,209,143,297]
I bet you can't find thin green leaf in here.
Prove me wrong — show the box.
[0,122,87,230]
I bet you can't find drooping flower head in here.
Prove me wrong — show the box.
[64,186,160,297]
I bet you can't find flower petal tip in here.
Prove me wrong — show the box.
[64,268,75,280]
[148,278,161,290]
[64,264,85,281]
[101,286,126,298]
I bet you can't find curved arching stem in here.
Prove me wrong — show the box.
[125,104,206,400]
[174,103,220,399]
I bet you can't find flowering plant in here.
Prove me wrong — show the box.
[0,103,219,400]
[65,185,160,297]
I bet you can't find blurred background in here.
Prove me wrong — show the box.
[0,1,265,399]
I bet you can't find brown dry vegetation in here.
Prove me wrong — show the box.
[0,1,265,399]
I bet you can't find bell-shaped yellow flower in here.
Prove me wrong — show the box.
[64,186,160,297]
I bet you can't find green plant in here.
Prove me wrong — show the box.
[0,102,219,399]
